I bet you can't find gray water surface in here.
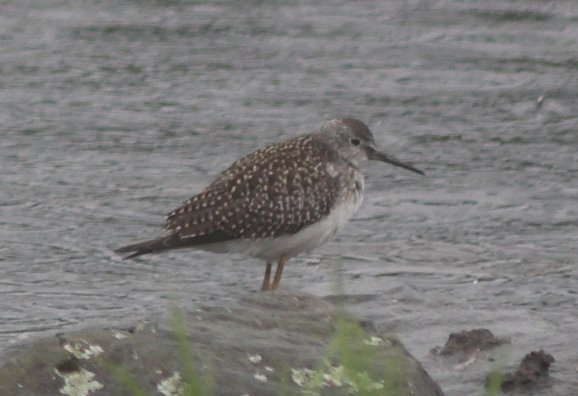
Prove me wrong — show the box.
[1,1,577,395]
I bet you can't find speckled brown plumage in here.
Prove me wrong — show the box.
[164,135,341,243]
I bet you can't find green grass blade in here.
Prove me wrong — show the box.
[171,307,213,396]
[107,362,149,396]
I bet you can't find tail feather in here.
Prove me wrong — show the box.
[114,234,181,259]
[114,230,234,259]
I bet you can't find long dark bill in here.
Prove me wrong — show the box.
[369,149,425,175]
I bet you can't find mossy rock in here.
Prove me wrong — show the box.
[0,291,444,396]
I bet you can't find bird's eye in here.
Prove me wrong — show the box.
[350,138,361,146]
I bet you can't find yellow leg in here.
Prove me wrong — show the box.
[271,257,286,290]
[261,262,272,291]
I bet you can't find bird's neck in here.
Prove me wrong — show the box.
[338,154,361,171]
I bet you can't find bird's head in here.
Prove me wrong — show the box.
[318,118,424,175]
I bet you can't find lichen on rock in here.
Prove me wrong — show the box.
[54,367,103,396]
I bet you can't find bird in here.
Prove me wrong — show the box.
[115,118,424,291]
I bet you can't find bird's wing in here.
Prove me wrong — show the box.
[164,135,341,242]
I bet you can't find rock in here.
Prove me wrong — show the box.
[487,350,555,392]
[431,328,508,356]
[0,291,445,396]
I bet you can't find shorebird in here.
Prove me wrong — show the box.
[115,119,423,291]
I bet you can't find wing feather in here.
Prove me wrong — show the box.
[164,135,341,242]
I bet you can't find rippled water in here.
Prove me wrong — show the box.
[1,1,577,395]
